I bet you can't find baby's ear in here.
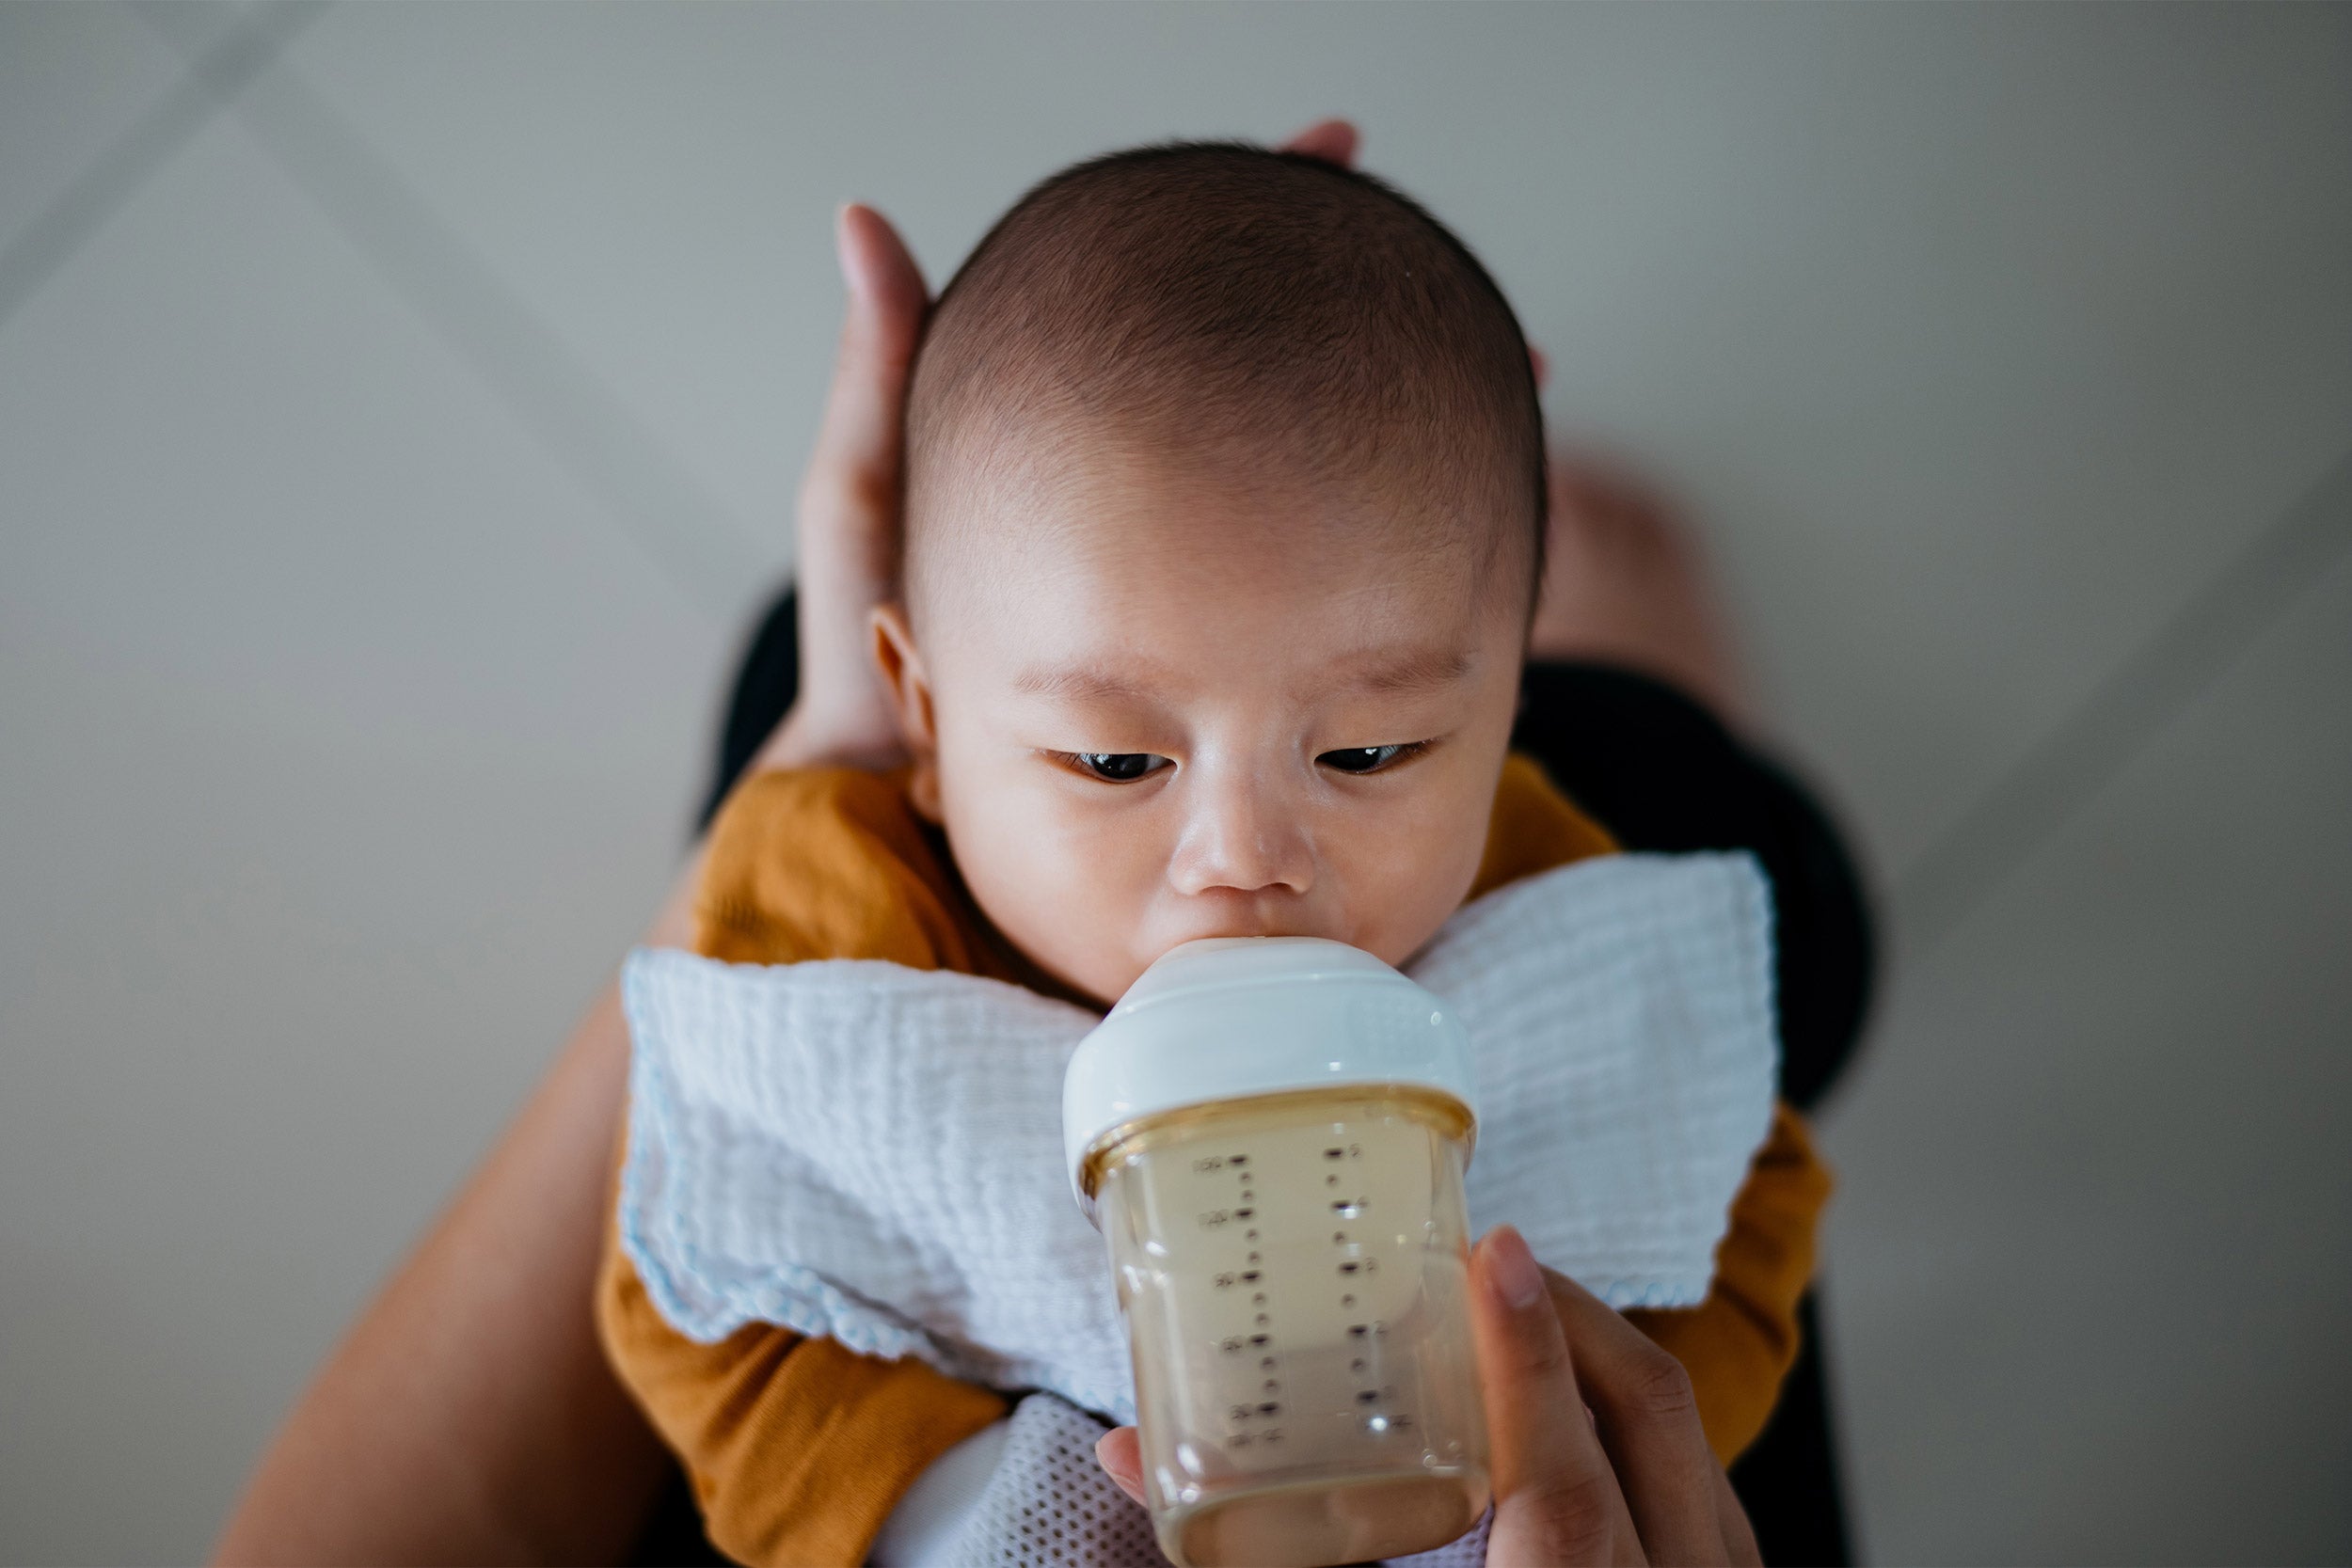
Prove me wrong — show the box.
[869,603,945,821]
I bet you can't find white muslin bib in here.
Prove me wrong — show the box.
[617,849,1780,1432]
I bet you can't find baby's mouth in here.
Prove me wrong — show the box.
[1156,914,1340,951]
[1148,891,1343,958]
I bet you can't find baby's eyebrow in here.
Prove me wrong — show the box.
[1009,645,1475,705]
[1010,664,1167,705]
[1341,645,1477,696]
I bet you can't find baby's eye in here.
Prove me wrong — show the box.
[1068,752,1170,784]
[1317,742,1427,775]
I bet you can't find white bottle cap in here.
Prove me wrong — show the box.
[1062,936,1478,1217]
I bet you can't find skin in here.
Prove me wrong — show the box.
[874,442,1531,1005]
[214,119,1757,1566]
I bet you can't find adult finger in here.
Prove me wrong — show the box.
[1279,118,1359,166]
[1712,1464,1764,1568]
[1541,1265,1738,1565]
[1470,1227,1641,1565]
[778,202,930,759]
[799,203,929,534]
[1093,1427,1147,1506]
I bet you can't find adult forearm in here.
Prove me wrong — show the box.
[215,171,940,1563]
[213,857,707,1565]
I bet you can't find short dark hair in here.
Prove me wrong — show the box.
[903,140,1546,612]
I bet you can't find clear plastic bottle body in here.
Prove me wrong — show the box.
[1090,1086,1490,1567]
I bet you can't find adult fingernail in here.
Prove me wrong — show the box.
[1485,1226,1546,1310]
[834,206,865,292]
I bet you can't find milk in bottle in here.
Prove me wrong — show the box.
[1064,939,1489,1567]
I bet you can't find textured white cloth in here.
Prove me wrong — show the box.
[617,849,1779,1434]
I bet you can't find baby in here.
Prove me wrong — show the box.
[597,142,1831,1565]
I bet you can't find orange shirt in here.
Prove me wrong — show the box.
[596,753,1831,1567]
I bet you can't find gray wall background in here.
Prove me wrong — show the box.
[3,3,2348,1560]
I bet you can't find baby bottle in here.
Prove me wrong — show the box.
[1063,938,1489,1568]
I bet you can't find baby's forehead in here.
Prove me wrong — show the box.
[910,420,1529,632]
[908,480,1520,723]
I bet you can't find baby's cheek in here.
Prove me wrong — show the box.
[1343,790,1490,960]
[950,788,1155,991]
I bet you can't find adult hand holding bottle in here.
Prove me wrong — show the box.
[1096,1224,1761,1567]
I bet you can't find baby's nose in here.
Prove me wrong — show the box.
[1167,774,1315,899]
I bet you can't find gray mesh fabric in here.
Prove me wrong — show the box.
[1385,1505,1493,1567]
[929,1392,1489,1566]
[935,1392,1169,1567]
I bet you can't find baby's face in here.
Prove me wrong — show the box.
[880,443,1528,1006]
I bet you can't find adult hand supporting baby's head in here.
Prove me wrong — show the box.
[1091,1225,1758,1567]
[755,202,931,774]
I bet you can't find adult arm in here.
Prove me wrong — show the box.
[212,200,932,1566]
[211,906,685,1563]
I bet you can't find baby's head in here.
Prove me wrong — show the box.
[872,142,1545,1005]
